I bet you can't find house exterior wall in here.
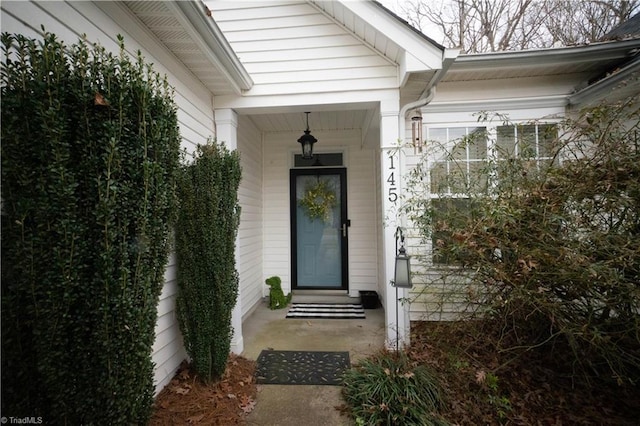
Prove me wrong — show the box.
[236,115,264,318]
[207,1,399,96]
[0,0,216,394]
[262,129,379,297]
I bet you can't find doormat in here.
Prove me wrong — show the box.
[285,303,365,319]
[255,350,350,385]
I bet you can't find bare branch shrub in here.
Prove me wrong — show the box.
[402,95,640,385]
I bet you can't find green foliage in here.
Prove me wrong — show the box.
[403,96,640,385]
[479,372,512,422]
[265,276,292,309]
[1,32,180,422]
[175,142,241,382]
[342,351,447,425]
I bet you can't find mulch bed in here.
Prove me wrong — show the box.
[150,354,257,425]
[408,321,640,425]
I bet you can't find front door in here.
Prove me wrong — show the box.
[290,168,348,290]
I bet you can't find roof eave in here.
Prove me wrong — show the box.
[371,0,445,51]
[167,0,253,93]
[568,57,640,107]
[452,39,640,71]
[338,0,445,71]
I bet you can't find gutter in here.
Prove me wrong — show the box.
[166,1,253,94]
[452,39,640,71]
[568,55,640,107]
[399,48,459,130]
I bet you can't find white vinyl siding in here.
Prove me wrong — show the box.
[237,116,264,317]
[207,1,398,96]
[1,0,216,394]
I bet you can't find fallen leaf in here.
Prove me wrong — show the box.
[187,414,204,424]
[94,92,109,106]
[476,370,486,384]
[240,395,256,414]
[173,386,191,395]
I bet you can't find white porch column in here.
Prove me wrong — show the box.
[380,98,410,350]
[216,108,244,355]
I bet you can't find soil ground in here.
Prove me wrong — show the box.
[151,323,639,425]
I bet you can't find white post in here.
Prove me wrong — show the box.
[216,108,244,355]
[380,98,410,350]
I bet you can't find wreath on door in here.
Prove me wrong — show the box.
[298,179,337,222]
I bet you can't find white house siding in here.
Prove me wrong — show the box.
[434,75,589,104]
[1,0,217,394]
[236,115,264,318]
[347,147,379,296]
[207,1,398,96]
[262,129,379,296]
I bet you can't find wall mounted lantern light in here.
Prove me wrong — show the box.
[298,111,317,159]
[411,110,423,154]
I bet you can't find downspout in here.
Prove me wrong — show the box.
[398,48,459,131]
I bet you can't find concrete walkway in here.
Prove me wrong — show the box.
[242,295,386,426]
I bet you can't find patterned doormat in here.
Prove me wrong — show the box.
[255,350,351,385]
[285,303,366,319]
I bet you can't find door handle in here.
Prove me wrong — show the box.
[341,223,347,237]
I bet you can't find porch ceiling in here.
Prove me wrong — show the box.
[248,109,370,134]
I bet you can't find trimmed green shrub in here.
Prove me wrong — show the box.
[342,351,447,425]
[1,32,180,422]
[175,142,241,382]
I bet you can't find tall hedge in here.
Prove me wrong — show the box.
[175,142,241,382]
[1,32,180,422]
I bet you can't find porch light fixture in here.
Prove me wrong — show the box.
[394,231,412,289]
[298,111,317,159]
[411,111,423,154]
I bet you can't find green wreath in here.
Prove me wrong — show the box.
[298,180,337,222]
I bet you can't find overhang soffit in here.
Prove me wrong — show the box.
[120,0,252,95]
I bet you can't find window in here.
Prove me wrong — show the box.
[425,123,557,265]
[428,127,488,195]
[430,198,472,265]
[294,153,343,167]
[496,124,557,164]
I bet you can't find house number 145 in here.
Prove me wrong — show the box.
[387,154,398,203]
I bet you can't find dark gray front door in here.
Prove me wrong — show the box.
[290,168,348,290]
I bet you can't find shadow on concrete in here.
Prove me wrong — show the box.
[242,294,386,426]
